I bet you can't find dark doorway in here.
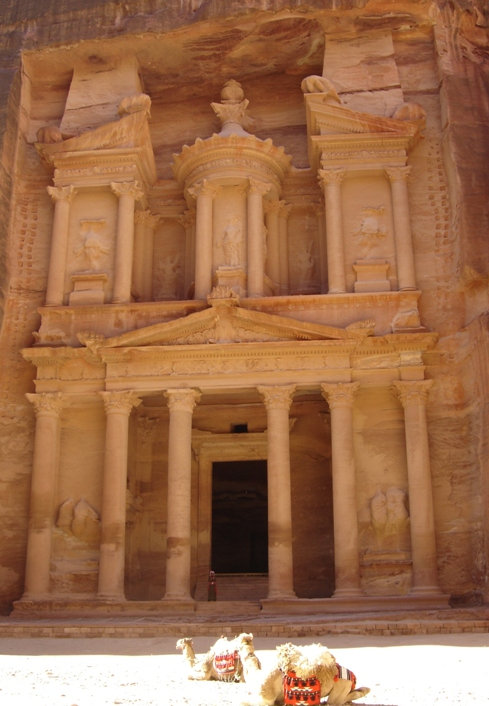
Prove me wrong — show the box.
[211,460,268,573]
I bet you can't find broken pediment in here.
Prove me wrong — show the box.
[77,291,373,350]
[302,85,425,172]
[35,94,156,188]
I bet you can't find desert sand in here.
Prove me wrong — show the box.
[0,632,488,706]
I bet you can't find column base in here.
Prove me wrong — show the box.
[332,587,364,599]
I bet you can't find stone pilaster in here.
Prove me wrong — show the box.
[393,380,440,593]
[188,180,219,300]
[258,384,296,599]
[318,169,347,294]
[278,201,291,295]
[264,199,281,292]
[163,388,201,599]
[247,179,270,297]
[46,185,76,306]
[385,167,417,291]
[111,181,144,303]
[23,392,65,598]
[98,391,141,599]
[321,382,362,596]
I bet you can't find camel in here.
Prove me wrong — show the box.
[176,635,244,682]
[238,636,370,706]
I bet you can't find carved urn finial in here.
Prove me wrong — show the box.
[211,80,253,137]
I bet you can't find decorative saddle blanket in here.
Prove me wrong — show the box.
[334,663,357,690]
[213,650,240,681]
[283,670,321,705]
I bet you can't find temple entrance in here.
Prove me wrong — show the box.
[211,460,268,574]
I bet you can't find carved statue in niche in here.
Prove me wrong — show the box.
[296,240,315,283]
[354,207,387,252]
[74,219,110,270]
[56,498,100,545]
[369,486,409,553]
[156,253,182,299]
[222,218,242,266]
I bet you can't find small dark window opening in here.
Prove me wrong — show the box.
[232,423,248,433]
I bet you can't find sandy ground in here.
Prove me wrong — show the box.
[0,632,487,706]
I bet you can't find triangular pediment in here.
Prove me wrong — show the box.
[77,297,373,350]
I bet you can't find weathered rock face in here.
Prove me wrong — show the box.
[0,0,488,614]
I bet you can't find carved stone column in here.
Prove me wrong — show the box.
[247,179,270,298]
[111,181,144,303]
[393,380,440,593]
[316,203,328,293]
[46,185,76,306]
[258,385,296,599]
[164,388,201,599]
[385,167,417,291]
[23,393,64,598]
[188,180,218,300]
[278,201,291,295]
[264,199,281,292]
[98,391,141,599]
[133,210,159,302]
[318,169,347,294]
[321,382,362,596]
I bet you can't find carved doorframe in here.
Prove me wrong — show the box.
[191,430,268,594]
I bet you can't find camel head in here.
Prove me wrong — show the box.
[236,632,255,657]
[176,637,194,651]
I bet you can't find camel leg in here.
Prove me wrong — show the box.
[326,678,354,705]
[346,686,370,702]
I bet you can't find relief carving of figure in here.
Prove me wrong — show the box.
[354,207,387,251]
[296,240,315,283]
[74,220,110,270]
[158,254,182,298]
[222,219,242,266]
[369,486,409,552]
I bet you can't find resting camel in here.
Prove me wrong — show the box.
[176,635,244,682]
[238,635,370,706]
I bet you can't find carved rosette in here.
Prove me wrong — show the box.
[99,390,142,415]
[47,184,76,204]
[258,384,295,411]
[164,388,201,414]
[392,379,433,408]
[26,392,65,417]
[384,166,411,183]
[321,382,360,409]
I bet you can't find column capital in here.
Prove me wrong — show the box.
[135,209,160,229]
[178,209,196,229]
[187,179,220,201]
[393,379,433,408]
[258,384,295,411]
[278,201,292,218]
[47,184,76,203]
[264,198,282,215]
[384,166,411,182]
[110,180,144,201]
[99,390,142,415]
[26,392,65,416]
[164,388,201,413]
[321,382,360,409]
[318,168,346,187]
[248,178,271,197]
